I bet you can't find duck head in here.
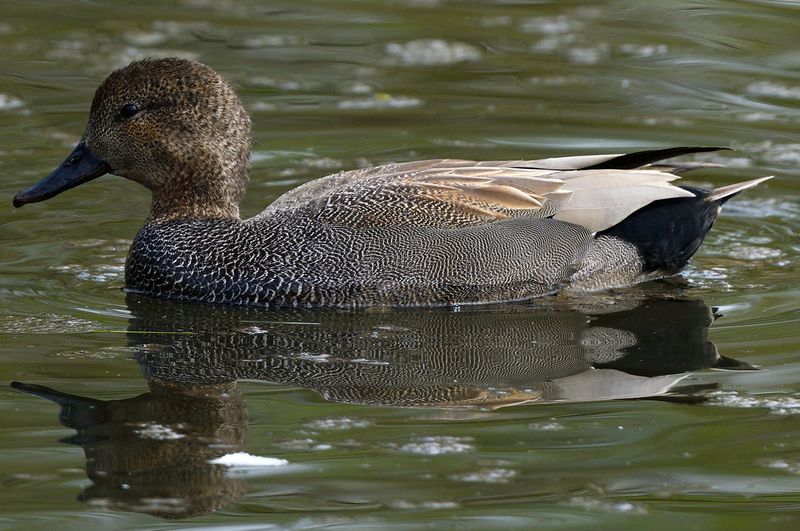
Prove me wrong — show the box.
[13,58,252,220]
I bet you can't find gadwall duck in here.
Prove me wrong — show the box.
[13,58,771,308]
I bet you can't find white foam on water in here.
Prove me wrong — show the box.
[707,390,800,415]
[390,500,459,509]
[338,94,422,110]
[0,94,24,111]
[397,436,474,455]
[385,40,480,66]
[450,468,518,484]
[747,81,800,100]
[304,417,371,431]
[210,452,289,467]
[565,496,648,514]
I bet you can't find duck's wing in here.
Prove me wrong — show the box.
[264,159,568,228]
[399,164,695,232]
[262,148,721,232]
[262,159,559,225]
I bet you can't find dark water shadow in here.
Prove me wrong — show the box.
[11,286,755,518]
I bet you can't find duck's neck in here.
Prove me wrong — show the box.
[147,165,248,223]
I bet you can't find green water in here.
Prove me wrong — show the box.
[1,0,799,528]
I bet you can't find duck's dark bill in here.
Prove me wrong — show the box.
[13,143,111,207]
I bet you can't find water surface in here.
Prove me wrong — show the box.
[1,0,799,528]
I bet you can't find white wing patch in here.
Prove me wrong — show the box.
[552,170,695,232]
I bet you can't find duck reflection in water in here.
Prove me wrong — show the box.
[12,287,754,518]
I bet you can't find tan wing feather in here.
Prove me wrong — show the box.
[452,183,545,208]
[406,165,566,218]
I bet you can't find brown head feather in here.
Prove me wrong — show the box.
[85,58,252,221]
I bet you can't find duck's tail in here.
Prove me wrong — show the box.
[705,175,773,204]
[597,176,771,275]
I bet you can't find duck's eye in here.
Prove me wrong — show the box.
[119,103,140,119]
